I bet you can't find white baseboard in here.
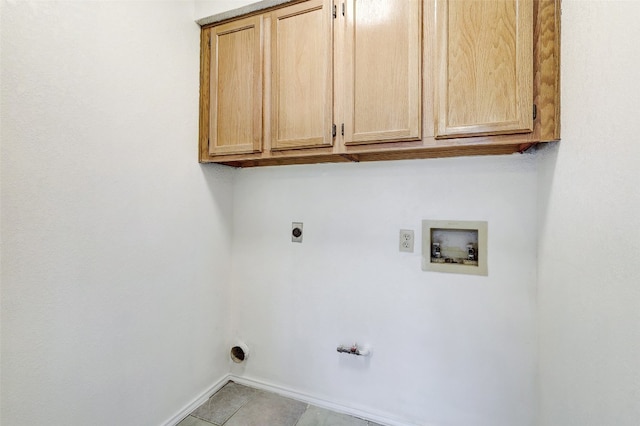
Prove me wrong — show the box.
[161,374,231,426]
[228,374,430,426]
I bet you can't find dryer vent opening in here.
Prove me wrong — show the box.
[230,345,247,363]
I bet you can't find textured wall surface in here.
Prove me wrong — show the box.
[537,1,640,425]
[0,2,234,425]
[230,156,539,426]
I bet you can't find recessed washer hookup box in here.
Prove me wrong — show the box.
[422,220,488,276]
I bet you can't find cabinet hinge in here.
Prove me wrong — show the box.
[208,35,211,48]
[342,3,345,16]
[332,124,337,137]
[341,123,344,136]
[533,104,537,120]
[333,4,337,18]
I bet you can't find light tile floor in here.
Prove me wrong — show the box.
[178,382,384,426]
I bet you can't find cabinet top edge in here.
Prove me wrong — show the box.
[196,0,304,27]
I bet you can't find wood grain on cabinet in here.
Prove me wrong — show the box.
[208,15,263,155]
[342,0,422,145]
[436,0,533,138]
[533,0,561,141]
[199,28,211,162]
[198,0,560,167]
[270,0,333,150]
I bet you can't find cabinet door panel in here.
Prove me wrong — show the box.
[436,0,533,138]
[271,0,333,150]
[343,0,422,145]
[209,16,263,155]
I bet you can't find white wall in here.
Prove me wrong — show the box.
[195,0,257,20]
[0,2,234,425]
[537,1,640,425]
[230,156,539,426]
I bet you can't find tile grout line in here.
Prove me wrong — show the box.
[291,403,311,426]
[220,385,262,426]
[190,414,217,425]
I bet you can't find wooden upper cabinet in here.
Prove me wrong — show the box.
[342,0,422,145]
[436,0,534,138]
[208,15,263,155]
[270,0,333,150]
[199,0,559,166]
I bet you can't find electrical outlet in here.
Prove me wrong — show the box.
[399,229,414,253]
[292,222,303,243]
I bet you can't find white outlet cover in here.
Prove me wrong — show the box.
[399,229,414,253]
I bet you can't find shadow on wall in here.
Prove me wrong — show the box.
[200,163,236,226]
[536,143,560,239]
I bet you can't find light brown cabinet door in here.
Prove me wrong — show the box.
[342,0,422,145]
[270,0,333,150]
[209,16,263,155]
[436,0,533,138]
